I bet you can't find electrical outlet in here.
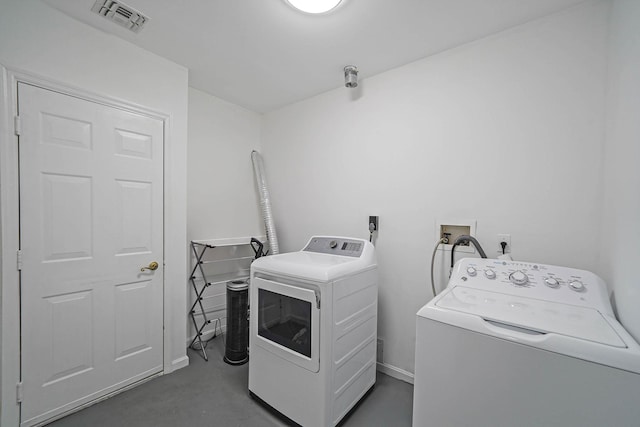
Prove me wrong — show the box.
[376,338,384,363]
[497,234,511,253]
[369,216,378,232]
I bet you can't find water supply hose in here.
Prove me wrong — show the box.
[251,150,280,255]
[450,235,487,270]
[430,238,448,297]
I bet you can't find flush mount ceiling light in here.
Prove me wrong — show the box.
[285,0,343,14]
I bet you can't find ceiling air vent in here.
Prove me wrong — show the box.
[91,0,149,33]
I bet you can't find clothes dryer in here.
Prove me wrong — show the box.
[249,236,377,427]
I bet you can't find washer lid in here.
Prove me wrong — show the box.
[436,286,626,348]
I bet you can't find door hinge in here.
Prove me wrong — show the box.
[17,249,23,271]
[16,381,23,404]
[315,291,320,309]
[14,115,21,136]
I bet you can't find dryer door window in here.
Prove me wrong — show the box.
[252,277,320,372]
[258,289,312,358]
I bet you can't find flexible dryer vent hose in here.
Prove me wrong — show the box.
[251,150,280,255]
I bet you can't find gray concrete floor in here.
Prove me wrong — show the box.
[49,338,413,426]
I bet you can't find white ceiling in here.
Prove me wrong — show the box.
[44,0,587,113]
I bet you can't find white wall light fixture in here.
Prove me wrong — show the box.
[285,0,343,14]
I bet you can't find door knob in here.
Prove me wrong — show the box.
[141,261,159,272]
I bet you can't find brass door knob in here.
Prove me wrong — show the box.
[141,261,159,272]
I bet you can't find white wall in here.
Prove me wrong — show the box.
[600,0,640,341]
[187,87,263,242]
[186,87,263,341]
[0,1,188,424]
[261,1,609,375]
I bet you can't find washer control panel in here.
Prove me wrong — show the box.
[450,258,612,314]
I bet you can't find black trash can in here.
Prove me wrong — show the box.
[223,279,249,365]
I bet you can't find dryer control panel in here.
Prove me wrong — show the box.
[450,258,612,315]
[303,236,364,257]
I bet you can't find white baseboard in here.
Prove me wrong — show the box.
[376,362,414,385]
[186,326,226,347]
[171,355,189,371]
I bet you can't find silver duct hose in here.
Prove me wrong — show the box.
[251,150,280,255]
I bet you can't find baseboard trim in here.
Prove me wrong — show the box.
[376,362,414,385]
[186,326,226,347]
[171,355,189,371]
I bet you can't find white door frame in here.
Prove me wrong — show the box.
[0,65,185,426]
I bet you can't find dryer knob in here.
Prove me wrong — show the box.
[466,267,477,277]
[484,269,496,279]
[329,240,338,249]
[569,280,585,292]
[509,270,528,286]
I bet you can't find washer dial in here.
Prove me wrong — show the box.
[466,267,477,277]
[544,277,560,288]
[484,269,496,279]
[568,280,585,292]
[509,270,529,286]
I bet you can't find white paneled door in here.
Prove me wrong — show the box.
[18,83,164,426]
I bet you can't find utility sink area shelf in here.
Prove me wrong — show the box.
[189,236,266,360]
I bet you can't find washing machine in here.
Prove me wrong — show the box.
[249,236,378,427]
[413,258,640,427]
